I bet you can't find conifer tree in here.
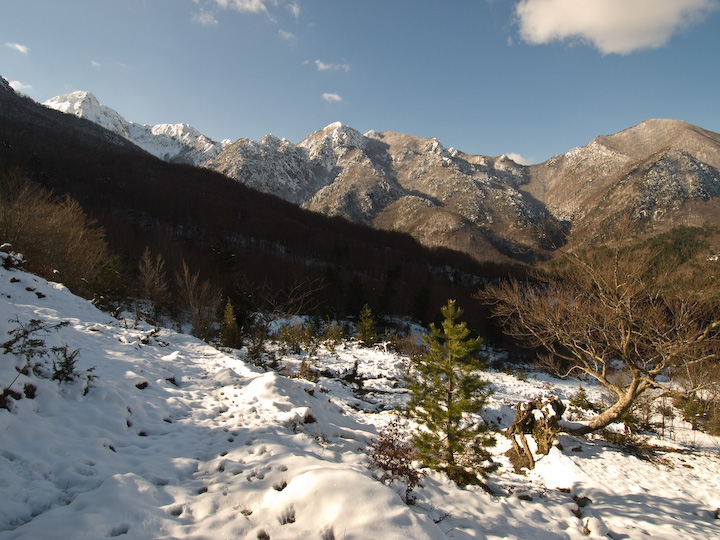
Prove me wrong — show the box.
[356,304,378,347]
[404,300,493,484]
[221,298,242,349]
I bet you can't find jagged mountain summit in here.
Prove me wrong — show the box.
[43,91,230,165]
[42,87,720,262]
[207,122,557,261]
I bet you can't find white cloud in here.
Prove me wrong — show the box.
[315,59,350,72]
[322,92,342,103]
[9,80,33,93]
[515,0,719,54]
[5,42,29,54]
[213,0,270,15]
[90,60,101,68]
[192,10,219,26]
[505,152,534,165]
[288,1,300,19]
[279,29,296,41]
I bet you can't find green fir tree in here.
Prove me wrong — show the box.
[356,304,379,347]
[404,300,493,485]
[221,298,243,349]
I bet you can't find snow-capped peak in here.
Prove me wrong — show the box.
[298,121,366,167]
[323,121,345,131]
[44,91,133,140]
[43,91,227,165]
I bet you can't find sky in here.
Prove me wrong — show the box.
[2,0,720,164]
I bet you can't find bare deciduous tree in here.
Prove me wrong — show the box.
[243,277,325,367]
[479,245,720,434]
[174,261,222,340]
[0,165,108,294]
[137,247,169,320]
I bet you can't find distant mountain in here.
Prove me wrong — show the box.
[207,122,558,262]
[523,119,720,244]
[42,88,720,262]
[43,91,230,165]
[205,118,720,260]
[2,76,498,328]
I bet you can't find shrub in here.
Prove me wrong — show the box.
[321,319,345,354]
[0,165,109,296]
[277,321,317,356]
[221,298,243,349]
[136,247,169,321]
[174,261,222,340]
[367,418,425,504]
[50,344,81,383]
[296,358,319,382]
[569,386,600,413]
[1,317,94,408]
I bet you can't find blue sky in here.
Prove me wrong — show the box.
[2,0,719,164]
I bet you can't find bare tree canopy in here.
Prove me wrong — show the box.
[479,242,720,434]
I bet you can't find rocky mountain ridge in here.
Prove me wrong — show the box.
[43,89,720,262]
[43,91,230,165]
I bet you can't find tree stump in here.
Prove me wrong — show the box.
[505,397,565,472]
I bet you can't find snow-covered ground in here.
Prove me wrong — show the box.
[1,261,719,539]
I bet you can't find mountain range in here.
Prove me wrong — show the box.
[39,89,720,263]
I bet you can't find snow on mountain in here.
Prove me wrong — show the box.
[522,119,720,247]
[2,256,720,539]
[43,91,229,165]
[298,122,368,172]
[43,91,132,140]
[37,86,720,260]
[202,134,323,205]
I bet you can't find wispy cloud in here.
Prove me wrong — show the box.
[505,152,534,165]
[279,29,296,41]
[90,60,101,68]
[515,0,719,54]
[192,10,219,26]
[213,0,270,15]
[5,42,29,54]
[9,80,33,93]
[287,1,300,19]
[322,92,343,103]
[195,1,301,26]
[314,59,350,72]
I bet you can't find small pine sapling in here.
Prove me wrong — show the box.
[356,304,378,347]
[221,298,243,349]
[321,319,345,354]
[50,344,81,382]
[1,317,95,406]
[404,300,494,485]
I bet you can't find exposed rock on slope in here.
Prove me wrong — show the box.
[523,119,720,243]
[208,123,557,262]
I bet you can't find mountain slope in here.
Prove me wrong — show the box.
[43,91,229,165]
[1,78,499,327]
[209,122,559,262]
[41,86,720,260]
[523,119,720,243]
